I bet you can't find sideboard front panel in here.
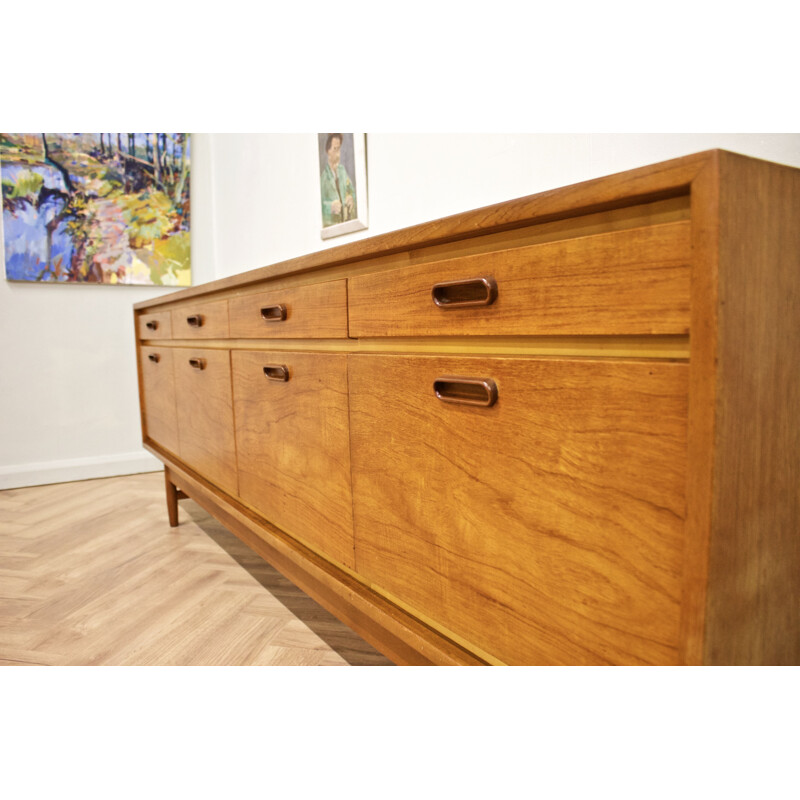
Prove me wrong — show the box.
[349,353,689,665]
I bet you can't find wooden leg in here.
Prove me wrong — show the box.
[165,468,180,527]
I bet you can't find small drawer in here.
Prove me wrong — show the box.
[138,311,172,340]
[348,221,691,337]
[228,280,348,339]
[171,299,229,339]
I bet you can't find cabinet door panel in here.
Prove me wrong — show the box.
[232,351,354,569]
[173,348,238,497]
[140,347,179,455]
[349,354,688,665]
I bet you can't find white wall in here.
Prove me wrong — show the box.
[2,133,799,489]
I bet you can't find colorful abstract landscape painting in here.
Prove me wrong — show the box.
[1,133,190,285]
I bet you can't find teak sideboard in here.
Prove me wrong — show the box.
[134,150,800,665]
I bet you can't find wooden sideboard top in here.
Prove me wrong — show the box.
[135,148,740,311]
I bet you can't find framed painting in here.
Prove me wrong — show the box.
[0,133,191,285]
[318,133,368,239]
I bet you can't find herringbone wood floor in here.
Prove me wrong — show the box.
[0,471,392,666]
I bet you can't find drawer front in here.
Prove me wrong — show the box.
[140,347,179,455]
[138,311,172,340]
[173,348,238,497]
[228,280,348,339]
[232,350,355,568]
[349,354,688,665]
[171,299,229,339]
[348,222,690,337]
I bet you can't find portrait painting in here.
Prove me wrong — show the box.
[318,133,368,239]
[1,133,191,285]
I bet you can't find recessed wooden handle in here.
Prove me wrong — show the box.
[146,320,159,331]
[263,364,289,381]
[186,314,204,327]
[432,277,498,308]
[189,357,206,370]
[261,304,287,322]
[148,353,160,363]
[434,376,498,407]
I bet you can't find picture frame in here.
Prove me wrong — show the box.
[318,133,368,239]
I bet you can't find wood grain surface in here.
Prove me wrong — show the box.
[232,350,355,570]
[228,280,349,339]
[703,152,800,664]
[348,222,690,337]
[173,348,238,498]
[349,354,689,665]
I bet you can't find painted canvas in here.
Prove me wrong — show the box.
[1,133,190,285]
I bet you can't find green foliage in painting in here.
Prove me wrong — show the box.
[3,168,44,201]
[118,190,177,249]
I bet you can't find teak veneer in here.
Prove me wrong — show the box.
[134,150,800,665]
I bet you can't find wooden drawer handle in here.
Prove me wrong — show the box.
[432,277,498,308]
[148,353,160,363]
[263,364,289,382]
[434,376,498,407]
[189,357,206,370]
[261,304,287,322]
[186,314,204,327]
[145,320,159,331]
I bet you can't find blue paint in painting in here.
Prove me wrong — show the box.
[2,162,74,281]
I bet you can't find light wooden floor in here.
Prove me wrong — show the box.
[0,471,392,666]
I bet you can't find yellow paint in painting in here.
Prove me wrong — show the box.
[129,254,153,283]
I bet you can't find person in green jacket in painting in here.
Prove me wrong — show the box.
[321,133,356,227]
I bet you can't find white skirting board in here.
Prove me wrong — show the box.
[0,451,163,490]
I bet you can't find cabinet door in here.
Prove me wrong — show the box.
[348,354,689,665]
[173,348,238,497]
[232,351,355,569]
[140,347,179,455]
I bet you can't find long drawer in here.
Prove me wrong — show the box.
[348,353,689,665]
[348,222,691,337]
